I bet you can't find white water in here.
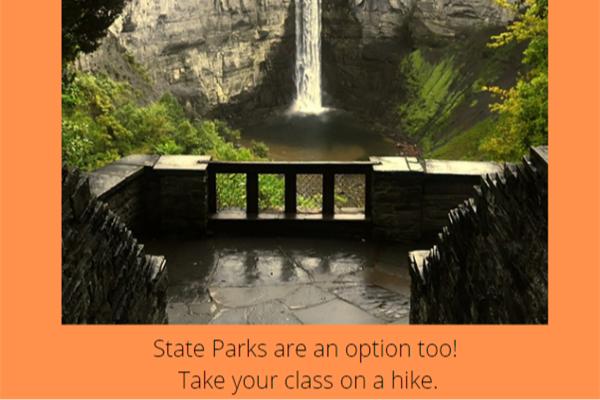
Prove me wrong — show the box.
[290,0,326,115]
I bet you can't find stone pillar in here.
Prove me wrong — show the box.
[85,155,161,235]
[153,155,211,235]
[370,157,424,241]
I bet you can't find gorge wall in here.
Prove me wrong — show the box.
[79,0,515,124]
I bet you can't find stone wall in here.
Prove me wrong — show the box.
[371,156,502,241]
[86,154,501,240]
[86,155,160,233]
[86,155,210,237]
[421,160,506,239]
[409,146,548,324]
[62,164,168,324]
[371,157,424,241]
[154,156,211,234]
[67,150,547,325]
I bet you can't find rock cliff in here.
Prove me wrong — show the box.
[79,0,514,121]
[80,0,297,116]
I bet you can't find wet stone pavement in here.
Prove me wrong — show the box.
[142,237,429,325]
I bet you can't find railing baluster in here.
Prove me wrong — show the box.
[323,172,334,216]
[285,172,297,214]
[209,161,378,218]
[208,169,217,214]
[365,171,373,218]
[247,172,259,214]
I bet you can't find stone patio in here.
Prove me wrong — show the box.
[142,237,430,325]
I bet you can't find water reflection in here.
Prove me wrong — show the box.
[240,110,397,161]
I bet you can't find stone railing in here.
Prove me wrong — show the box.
[370,157,503,241]
[85,155,503,241]
[408,146,548,324]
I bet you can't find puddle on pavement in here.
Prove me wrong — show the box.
[140,236,433,324]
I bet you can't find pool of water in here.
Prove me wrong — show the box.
[240,109,398,161]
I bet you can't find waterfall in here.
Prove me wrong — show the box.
[290,0,325,114]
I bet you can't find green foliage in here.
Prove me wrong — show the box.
[250,141,270,159]
[481,0,548,160]
[427,118,497,161]
[154,140,184,155]
[214,120,242,143]
[62,0,130,62]
[395,23,526,160]
[214,173,331,212]
[216,174,247,209]
[62,71,281,211]
[61,72,270,173]
[259,175,285,211]
[123,52,152,85]
[298,194,323,210]
[398,51,465,144]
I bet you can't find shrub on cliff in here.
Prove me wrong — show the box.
[62,0,130,62]
[481,0,548,160]
[61,72,269,170]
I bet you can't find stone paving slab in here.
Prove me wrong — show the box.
[143,238,217,287]
[371,157,410,173]
[330,284,410,323]
[281,285,336,310]
[114,154,161,167]
[86,164,144,198]
[390,315,410,325]
[211,253,311,287]
[167,284,212,303]
[353,269,412,296]
[153,155,211,171]
[140,236,431,325]
[425,160,502,176]
[188,302,218,321]
[293,299,385,325]
[210,286,296,308]
[209,308,248,325]
[167,302,215,324]
[247,301,303,325]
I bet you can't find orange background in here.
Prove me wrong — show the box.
[1,0,599,398]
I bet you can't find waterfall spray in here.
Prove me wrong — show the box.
[290,0,325,114]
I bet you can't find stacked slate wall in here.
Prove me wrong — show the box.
[409,146,548,324]
[62,164,169,324]
[153,155,211,235]
[86,155,161,236]
[421,171,484,240]
[371,157,503,241]
[371,157,424,241]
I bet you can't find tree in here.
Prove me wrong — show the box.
[62,0,130,62]
[481,0,548,160]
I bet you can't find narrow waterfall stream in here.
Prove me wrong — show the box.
[290,0,325,114]
[239,0,400,160]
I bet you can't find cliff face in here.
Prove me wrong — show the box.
[341,0,513,41]
[321,0,514,121]
[411,0,515,38]
[80,0,297,116]
[79,0,513,120]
